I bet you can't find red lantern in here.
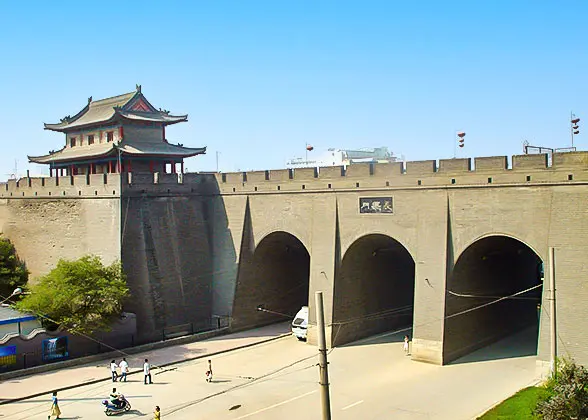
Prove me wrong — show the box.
[571,118,580,124]
[306,145,314,151]
[459,143,464,148]
[573,125,579,130]
[574,130,580,135]
[457,132,466,138]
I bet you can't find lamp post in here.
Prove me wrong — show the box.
[571,113,580,148]
[1,287,23,304]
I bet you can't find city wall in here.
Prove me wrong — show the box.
[0,152,587,366]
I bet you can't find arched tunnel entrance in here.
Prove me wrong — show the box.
[232,231,310,329]
[444,235,543,364]
[333,234,415,346]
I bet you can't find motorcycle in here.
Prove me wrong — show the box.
[102,395,131,416]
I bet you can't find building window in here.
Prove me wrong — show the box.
[107,131,114,142]
[88,135,94,145]
[70,137,76,147]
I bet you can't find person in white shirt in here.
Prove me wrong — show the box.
[143,358,152,384]
[119,358,129,382]
[110,360,119,382]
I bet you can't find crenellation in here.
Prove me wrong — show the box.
[512,153,548,169]
[553,151,588,168]
[406,160,437,175]
[318,166,345,178]
[294,167,318,180]
[438,158,472,173]
[474,156,508,171]
[5,153,588,199]
[374,162,403,177]
[345,163,371,178]
[269,169,291,182]
[246,170,268,183]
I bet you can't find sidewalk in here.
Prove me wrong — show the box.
[0,322,290,403]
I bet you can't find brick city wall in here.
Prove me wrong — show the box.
[0,152,587,366]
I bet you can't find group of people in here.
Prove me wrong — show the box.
[109,358,153,384]
[48,358,213,419]
[110,358,130,382]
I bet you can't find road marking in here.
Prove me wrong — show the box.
[342,400,364,410]
[235,390,317,419]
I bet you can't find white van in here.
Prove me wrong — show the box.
[291,306,308,341]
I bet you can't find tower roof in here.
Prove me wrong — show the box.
[44,86,187,132]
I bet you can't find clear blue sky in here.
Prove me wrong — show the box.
[0,0,586,178]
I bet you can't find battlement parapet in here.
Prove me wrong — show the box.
[2,152,588,198]
[0,173,121,198]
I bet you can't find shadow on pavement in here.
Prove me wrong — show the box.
[339,326,413,347]
[449,325,539,365]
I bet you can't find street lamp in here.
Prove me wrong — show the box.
[1,287,23,304]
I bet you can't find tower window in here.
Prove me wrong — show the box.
[70,137,76,147]
[106,131,114,142]
[88,135,95,145]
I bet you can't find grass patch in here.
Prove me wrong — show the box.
[477,386,550,419]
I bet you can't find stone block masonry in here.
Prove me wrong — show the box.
[0,151,587,367]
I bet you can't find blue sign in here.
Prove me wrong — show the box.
[0,345,17,365]
[42,337,69,361]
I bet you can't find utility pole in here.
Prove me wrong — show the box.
[216,151,220,173]
[315,291,332,420]
[549,247,557,377]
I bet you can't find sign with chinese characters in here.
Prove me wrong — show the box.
[359,197,393,214]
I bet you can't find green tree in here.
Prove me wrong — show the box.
[17,255,129,334]
[0,237,28,300]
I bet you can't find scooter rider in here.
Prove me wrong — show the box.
[109,387,124,409]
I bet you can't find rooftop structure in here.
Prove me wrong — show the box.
[29,85,206,176]
[286,146,399,169]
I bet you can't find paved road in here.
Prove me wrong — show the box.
[0,327,540,420]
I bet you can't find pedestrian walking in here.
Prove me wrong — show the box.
[110,359,119,382]
[49,391,61,419]
[144,358,152,384]
[154,405,161,420]
[403,335,410,355]
[119,358,129,382]
[208,359,213,376]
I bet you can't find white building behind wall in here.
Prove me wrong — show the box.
[286,147,401,169]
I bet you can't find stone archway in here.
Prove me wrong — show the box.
[232,231,310,329]
[444,235,543,363]
[332,234,415,346]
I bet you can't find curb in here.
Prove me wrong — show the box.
[0,327,230,382]
[0,332,291,405]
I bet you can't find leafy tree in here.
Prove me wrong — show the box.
[17,255,129,334]
[0,237,28,300]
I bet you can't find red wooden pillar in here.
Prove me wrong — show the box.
[172,161,177,174]
[162,126,166,141]
[181,161,184,174]
[108,161,112,173]
[149,160,154,173]
[127,160,132,173]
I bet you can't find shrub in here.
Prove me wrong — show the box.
[535,358,588,420]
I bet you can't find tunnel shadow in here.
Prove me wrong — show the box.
[333,234,415,347]
[443,235,543,364]
[231,222,310,331]
[450,324,539,365]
